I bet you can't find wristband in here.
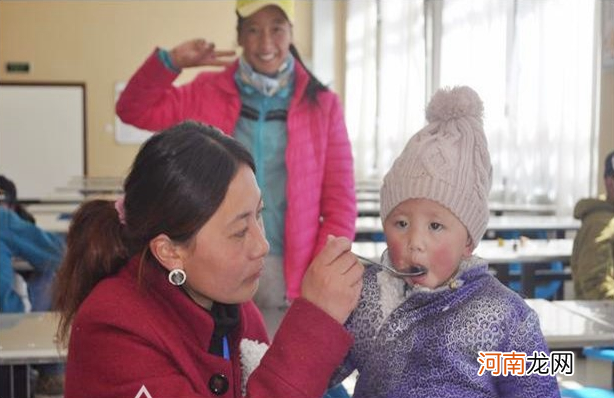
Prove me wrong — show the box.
[158,48,181,74]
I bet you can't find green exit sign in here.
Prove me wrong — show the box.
[6,62,30,73]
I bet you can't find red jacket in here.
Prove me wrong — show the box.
[117,52,356,298]
[65,256,353,398]
[116,51,357,299]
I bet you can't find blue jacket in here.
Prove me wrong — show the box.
[0,207,65,312]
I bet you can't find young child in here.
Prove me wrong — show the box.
[332,86,560,397]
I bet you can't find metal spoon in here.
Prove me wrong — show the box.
[355,254,427,278]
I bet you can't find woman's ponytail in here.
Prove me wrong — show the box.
[54,199,130,345]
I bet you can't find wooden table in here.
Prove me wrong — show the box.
[55,176,123,196]
[25,203,79,215]
[357,201,380,217]
[526,299,614,349]
[0,312,67,398]
[553,300,614,328]
[474,238,572,263]
[29,213,71,234]
[24,202,79,234]
[555,301,614,391]
[485,215,580,238]
[475,239,572,298]
[489,202,557,216]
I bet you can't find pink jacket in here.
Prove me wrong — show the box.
[65,256,353,398]
[117,50,356,299]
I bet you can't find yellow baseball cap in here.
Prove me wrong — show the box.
[236,0,294,24]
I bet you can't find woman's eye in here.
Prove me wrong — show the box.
[430,222,443,231]
[234,228,248,238]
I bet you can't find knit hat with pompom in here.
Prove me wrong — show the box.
[380,86,492,245]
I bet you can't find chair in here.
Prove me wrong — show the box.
[583,347,614,390]
[560,387,614,397]
[561,347,614,398]
[499,230,564,299]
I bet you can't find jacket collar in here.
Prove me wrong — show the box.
[218,58,310,102]
[122,254,221,352]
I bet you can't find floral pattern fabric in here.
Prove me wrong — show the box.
[332,255,560,398]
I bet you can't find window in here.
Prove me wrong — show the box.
[346,0,599,215]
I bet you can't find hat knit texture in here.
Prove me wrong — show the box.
[380,86,492,245]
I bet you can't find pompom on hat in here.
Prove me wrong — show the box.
[236,0,294,24]
[380,86,493,246]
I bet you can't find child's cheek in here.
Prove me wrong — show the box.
[387,238,405,265]
[432,245,458,273]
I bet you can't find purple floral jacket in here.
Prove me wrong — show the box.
[332,254,561,398]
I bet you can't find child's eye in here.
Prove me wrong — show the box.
[429,222,443,231]
[395,220,408,229]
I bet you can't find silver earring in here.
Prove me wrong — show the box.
[168,269,187,286]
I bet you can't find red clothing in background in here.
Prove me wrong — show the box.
[116,51,357,299]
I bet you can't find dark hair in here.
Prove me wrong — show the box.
[0,175,17,206]
[236,13,328,103]
[0,174,36,224]
[604,150,614,178]
[54,121,255,343]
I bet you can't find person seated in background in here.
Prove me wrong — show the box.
[0,175,66,396]
[329,87,559,398]
[0,175,65,312]
[0,175,35,224]
[570,150,614,300]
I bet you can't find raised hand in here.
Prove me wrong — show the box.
[301,236,364,324]
[169,38,236,69]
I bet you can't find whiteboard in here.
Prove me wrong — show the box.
[0,83,85,200]
[114,81,153,144]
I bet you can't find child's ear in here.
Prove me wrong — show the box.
[463,236,475,257]
[149,234,183,272]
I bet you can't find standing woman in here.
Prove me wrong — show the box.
[116,0,357,310]
[53,121,363,398]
